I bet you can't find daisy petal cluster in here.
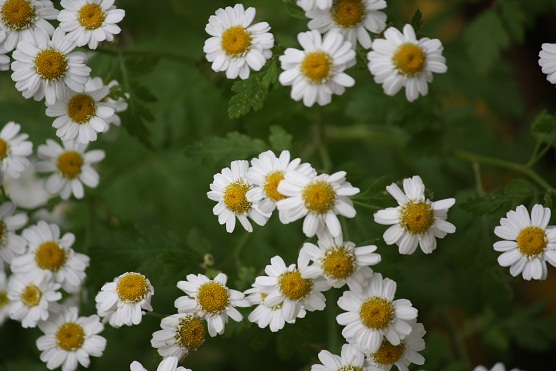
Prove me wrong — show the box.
[539,43,556,86]
[0,201,28,268]
[297,0,333,12]
[151,313,206,360]
[311,343,369,371]
[473,363,524,371]
[131,357,192,371]
[0,121,33,179]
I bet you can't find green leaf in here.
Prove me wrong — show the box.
[125,54,161,74]
[120,100,154,149]
[352,176,393,208]
[500,0,529,43]
[410,9,424,33]
[129,80,158,103]
[281,0,306,20]
[269,125,292,151]
[531,112,556,135]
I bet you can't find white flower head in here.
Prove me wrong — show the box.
[336,272,418,354]
[11,27,91,105]
[0,201,28,267]
[373,175,456,255]
[297,0,332,12]
[276,170,360,238]
[174,272,249,337]
[204,4,274,80]
[11,220,90,293]
[85,77,128,127]
[36,139,105,200]
[493,204,556,281]
[0,270,9,326]
[245,150,316,214]
[307,0,387,49]
[0,30,10,70]
[311,343,369,371]
[151,313,206,360]
[95,271,154,328]
[207,160,269,233]
[0,121,33,179]
[279,30,356,107]
[58,0,125,50]
[539,43,556,86]
[368,24,447,102]
[473,363,524,371]
[130,357,192,371]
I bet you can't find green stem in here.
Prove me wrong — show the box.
[0,185,8,200]
[472,162,485,196]
[325,289,341,352]
[352,200,381,212]
[440,308,471,367]
[528,142,554,167]
[147,311,170,319]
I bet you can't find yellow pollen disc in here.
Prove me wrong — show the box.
[400,201,434,235]
[0,139,9,160]
[372,339,405,366]
[0,291,9,308]
[35,241,67,272]
[56,322,85,351]
[1,0,35,31]
[78,3,105,30]
[278,270,313,301]
[34,49,68,81]
[359,297,395,330]
[302,180,336,214]
[223,181,252,214]
[338,366,363,371]
[21,284,42,308]
[177,316,206,350]
[393,43,426,77]
[264,171,286,202]
[332,0,366,28]
[56,151,84,179]
[116,273,149,303]
[197,281,230,314]
[301,51,332,83]
[67,94,97,124]
[221,25,252,57]
[322,245,355,280]
[517,226,547,257]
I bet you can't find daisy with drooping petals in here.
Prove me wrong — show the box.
[58,0,125,50]
[131,357,192,371]
[207,160,269,233]
[11,27,91,105]
[204,4,274,80]
[0,121,33,179]
[0,201,28,267]
[0,271,9,326]
[493,204,556,280]
[279,30,356,107]
[174,273,249,337]
[36,139,105,200]
[373,175,456,255]
[311,343,369,371]
[473,363,523,371]
[276,170,359,238]
[367,24,447,102]
[37,306,106,371]
[306,0,387,49]
[95,272,154,328]
[297,0,332,11]
[539,43,556,86]
[151,313,206,359]
[245,150,316,214]
[336,272,418,354]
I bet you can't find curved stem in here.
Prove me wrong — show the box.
[352,200,382,212]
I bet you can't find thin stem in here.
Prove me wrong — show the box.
[352,200,381,212]
[325,288,341,353]
[0,185,8,200]
[528,142,554,167]
[147,311,170,319]
[472,162,485,196]
[440,308,471,368]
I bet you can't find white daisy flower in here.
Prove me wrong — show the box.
[95,272,154,328]
[297,0,332,12]
[0,0,58,52]
[367,24,447,102]
[245,150,316,214]
[11,27,91,105]
[539,43,556,86]
[336,272,418,354]
[306,0,387,49]
[0,201,28,267]
[311,343,369,371]
[174,272,249,337]
[131,357,192,371]
[367,320,425,371]
[58,0,125,50]
[207,160,269,233]
[11,220,90,293]
[150,313,206,359]
[373,175,456,255]
[0,30,9,70]
[276,170,360,238]
[37,306,106,371]
[0,271,9,326]
[85,77,128,128]
[204,3,274,80]
[0,121,33,179]
[45,78,116,144]
[35,139,105,200]
[254,255,330,322]
[493,204,556,281]
[279,30,356,107]
[7,274,61,328]
[473,363,524,371]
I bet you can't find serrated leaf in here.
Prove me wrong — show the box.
[129,80,158,103]
[531,112,556,134]
[269,125,292,151]
[282,0,306,20]
[261,59,278,88]
[125,54,161,74]
[410,9,423,33]
[121,100,154,149]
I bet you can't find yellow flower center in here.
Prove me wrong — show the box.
[393,43,426,77]
[301,51,332,83]
[338,366,363,371]
[321,245,355,280]
[56,151,84,179]
[78,3,105,30]
[0,291,9,308]
[0,139,9,160]
[221,25,252,57]
[223,181,252,214]
[278,270,313,301]
[56,322,85,351]
[400,201,434,235]
[359,297,395,329]
[34,49,68,81]
[1,0,35,31]
[264,171,286,202]
[302,180,336,214]
[35,241,67,272]
[177,315,206,350]
[372,338,405,366]
[21,284,42,308]
[67,94,97,124]
[517,226,547,257]
[116,272,150,303]
[332,0,365,28]
[197,281,230,314]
